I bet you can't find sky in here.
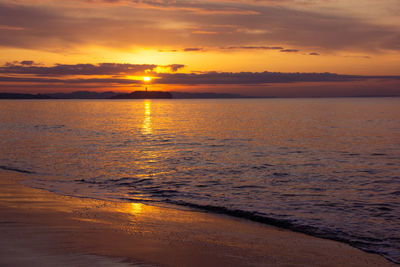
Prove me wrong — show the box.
[1,0,400,97]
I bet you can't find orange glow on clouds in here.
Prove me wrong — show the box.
[0,0,399,96]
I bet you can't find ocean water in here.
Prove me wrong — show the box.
[0,98,399,262]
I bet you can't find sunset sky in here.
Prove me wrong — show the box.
[1,0,400,96]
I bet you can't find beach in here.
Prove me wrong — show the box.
[2,0,400,264]
[0,169,395,267]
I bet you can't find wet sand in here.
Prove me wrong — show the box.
[0,170,395,267]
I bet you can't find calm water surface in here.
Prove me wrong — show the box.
[0,98,399,262]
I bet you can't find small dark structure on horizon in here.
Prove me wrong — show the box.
[111,91,172,99]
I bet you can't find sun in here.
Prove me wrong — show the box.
[143,76,151,82]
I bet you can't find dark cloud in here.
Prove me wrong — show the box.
[169,64,185,71]
[1,1,399,52]
[0,2,186,50]
[280,49,299,53]
[20,60,35,65]
[0,76,140,84]
[222,46,283,50]
[0,62,184,76]
[160,45,290,52]
[155,71,362,84]
[309,52,320,55]
[2,64,400,98]
[0,71,400,85]
[183,48,203,52]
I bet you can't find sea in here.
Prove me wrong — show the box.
[0,98,399,263]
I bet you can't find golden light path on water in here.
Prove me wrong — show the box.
[142,100,152,135]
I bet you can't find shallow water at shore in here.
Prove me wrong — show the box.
[0,98,399,262]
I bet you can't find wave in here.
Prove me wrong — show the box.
[162,200,400,264]
[0,165,34,174]
[68,175,400,264]
[18,173,400,264]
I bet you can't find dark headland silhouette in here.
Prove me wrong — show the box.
[2,91,398,99]
[0,91,249,99]
[0,93,54,99]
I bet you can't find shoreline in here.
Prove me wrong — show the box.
[0,169,396,266]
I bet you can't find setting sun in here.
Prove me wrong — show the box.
[143,76,151,82]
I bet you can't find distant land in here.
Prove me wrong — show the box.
[0,91,250,99]
[112,91,172,99]
[0,93,55,99]
[0,91,398,99]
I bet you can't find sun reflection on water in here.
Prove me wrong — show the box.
[130,203,143,214]
[142,100,152,135]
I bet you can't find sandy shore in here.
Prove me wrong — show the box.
[0,170,395,267]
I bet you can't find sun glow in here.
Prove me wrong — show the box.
[143,76,151,82]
